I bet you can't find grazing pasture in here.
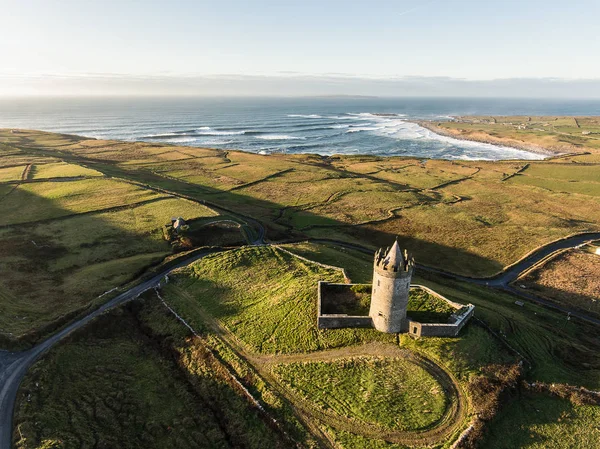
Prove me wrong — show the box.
[273,357,447,431]
[163,246,395,354]
[13,302,288,449]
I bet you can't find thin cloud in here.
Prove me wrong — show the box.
[0,73,598,98]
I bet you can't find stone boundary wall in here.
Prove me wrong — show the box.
[410,284,464,309]
[317,281,373,329]
[408,304,475,338]
[317,282,475,336]
[276,246,351,283]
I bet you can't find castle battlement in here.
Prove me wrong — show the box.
[370,239,413,332]
[374,242,414,274]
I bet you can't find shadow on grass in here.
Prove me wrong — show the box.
[3,135,509,349]
[481,392,575,449]
[82,156,505,277]
[516,282,600,321]
[0,187,228,349]
[13,300,290,448]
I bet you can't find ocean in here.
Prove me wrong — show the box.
[1,97,599,160]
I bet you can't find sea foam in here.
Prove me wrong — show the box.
[255,134,304,140]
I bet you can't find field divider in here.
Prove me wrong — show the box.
[274,245,351,282]
[152,287,303,445]
[0,196,168,229]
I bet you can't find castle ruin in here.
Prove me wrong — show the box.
[370,240,413,333]
[317,238,475,337]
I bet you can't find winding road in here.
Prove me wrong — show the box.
[311,232,600,325]
[0,230,599,448]
[0,248,221,449]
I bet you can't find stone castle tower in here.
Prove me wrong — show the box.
[369,239,414,333]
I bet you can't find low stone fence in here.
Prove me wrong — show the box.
[317,281,475,336]
[408,304,475,337]
[410,284,464,309]
[317,281,374,329]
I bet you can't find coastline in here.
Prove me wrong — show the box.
[4,127,549,163]
[412,119,561,158]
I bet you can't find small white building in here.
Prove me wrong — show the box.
[595,247,600,256]
[171,217,186,232]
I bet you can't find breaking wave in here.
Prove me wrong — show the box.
[255,134,304,140]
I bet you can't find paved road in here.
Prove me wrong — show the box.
[0,249,221,449]
[1,231,598,448]
[310,232,600,325]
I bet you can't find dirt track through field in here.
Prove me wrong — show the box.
[169,286,468,447]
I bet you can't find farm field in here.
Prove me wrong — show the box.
[11,234,600,448]
[157,246,520,447]
[3,126,600,448]
[273,357,447,431]
[11,244,505,448]
[4,128,600,278]
[12,300,290,449]
[0,136,221,348]
[517,247,600,317]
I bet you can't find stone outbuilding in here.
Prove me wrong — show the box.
[171,217,186,232]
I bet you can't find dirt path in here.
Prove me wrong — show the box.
[168,286,468,447]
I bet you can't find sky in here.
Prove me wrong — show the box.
[1,0,599,97]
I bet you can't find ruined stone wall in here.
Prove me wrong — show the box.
[317,281,374,329]
[408,304,475,337]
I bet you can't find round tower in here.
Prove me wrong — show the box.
[369,239,414,333]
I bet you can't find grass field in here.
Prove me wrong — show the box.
[142,245,532,448]
[277,241,600,390]
[0,192,218,344]
[13,301,290,449]
[406,288,455,323]
[29,161,102,179]
[163,246,395,354]
[404,275,600,390]
[0,147,219,346]
[4,128,600,279]
[518,248,600,316]
[0,165,27,182]
[323,428,410,449]
[3,126,600,447]
[0,178,165,226]
[273,356,447,431]
[12,236,598,448]
[481,392,600,449]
